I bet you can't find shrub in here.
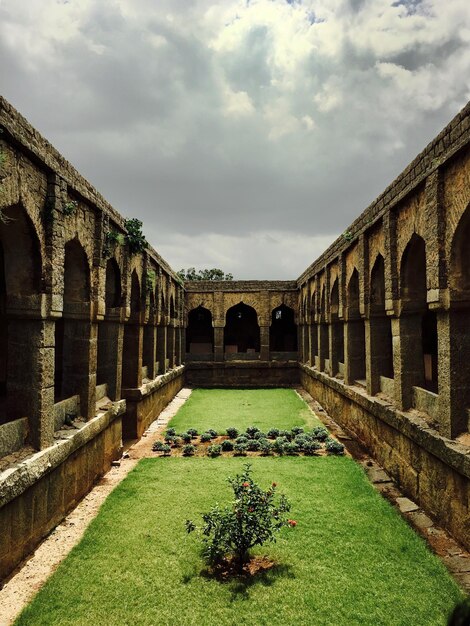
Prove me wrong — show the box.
[161,444,171,456]
[267,428,280,439]
[200,432,212,443]
[246,425,260,438]
[183,444,196,456]
[226,427,239,439]
[259,440,272,456]
[187,428,198,438]
[207,429,218,438]
[294,435,309,451]
[291,426,304,436]
[185,464,293,571]
[247,439,260,452]
[207,444,222,458]
[273,437,287,455]
[253,431,267,440]
[325,438,345,455]
[235,435,248,444]
[152,440,165,452]
[180,432,192,443]
[221,440,234,452]
[164,434,175,445]
[312,426,329,441]
[172,436,182,448]
[124,218,148,255]
[279,430,292,441]
[285,442,299,455]
[303,440,321,456]
[234,442,248,456]
[165,427,176,437]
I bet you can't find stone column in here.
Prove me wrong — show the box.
[7,318,55,450]
[437,309,470,438]
[213,322,224,362]
[175,326,182,366]
[309,323,318,365]
[329,322,343,377]
[317,323,328,371]
[392,314,423,410]
[157,324,167,374]
[260,325,270,361]
[167,325,175,368]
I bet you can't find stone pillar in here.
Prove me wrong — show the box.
[143,324,157,379]
[260,325,270,361]
[97,319,123,400]
[392,314,423,410]
[7,318,55,450]
[365,317,392,396]
[175,326,182,366]
[317,323,328,371]
[157,324,167,374]
[437,309,470,438]
[214,325,224,362]
[344,319,366,385]
[329,322,343,377]
[167,325,175,368]
[309,323,317,365]
[122,322,143,389]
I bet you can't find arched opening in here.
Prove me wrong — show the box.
[319,286,328,371]
[168,295,176,368]
[330,279,344,376]
[97,259,122,397]
[157,292,167,374]
[346,269,366,383]
[0,205,43,429]
[400,234,437,392]
[122,271,142,390]
[224,303,260,358]
[270,305,297,358]
[369,255,393,390]
[143,290,157,381]
[186,306,214,359]
[445,205,470,434]
[54,239,90,409]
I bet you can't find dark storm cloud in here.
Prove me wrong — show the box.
[0,0,469,278]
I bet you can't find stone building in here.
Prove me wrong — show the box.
[0,94,469,581]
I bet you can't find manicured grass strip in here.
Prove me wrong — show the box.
[168,388,319,434]
[16,457,462,626]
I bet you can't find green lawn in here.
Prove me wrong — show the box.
[168,388,319,434]
[16,457,462,626]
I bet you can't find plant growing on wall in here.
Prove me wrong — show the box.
[178,267,234,281]
[185,464,294,573]
[63,200,78,216]
[145,269,156,294]
[103,229,125,257]
[124,218,148,255]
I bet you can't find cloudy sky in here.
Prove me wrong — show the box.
[1,0,469,278]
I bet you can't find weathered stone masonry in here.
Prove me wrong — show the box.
[1,95,470,582]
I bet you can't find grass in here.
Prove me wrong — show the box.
[16,456,462,626]
[167,388,319,434]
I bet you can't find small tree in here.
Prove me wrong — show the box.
[177,267,234,281]
[186,464,295,572]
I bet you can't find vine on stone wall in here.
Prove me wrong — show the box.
[145,269,156,294]
[103,229,125,257]
[63,200,78,216]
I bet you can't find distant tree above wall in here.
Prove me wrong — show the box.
[178,267,234,281]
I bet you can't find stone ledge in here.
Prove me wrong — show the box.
[186,360,298,369]
[0,400,126,509]
[121,366,185,401]
[300,363,470,479]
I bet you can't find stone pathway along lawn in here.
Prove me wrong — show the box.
[15,389,463,626]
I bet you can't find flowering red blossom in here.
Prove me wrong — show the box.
[288,519,297,527]
[242,481,250,487]
[272,482,277,487]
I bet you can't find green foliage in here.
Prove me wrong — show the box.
[342,230,353,242]
[177,267,234,281]
[284,442,299,456]
[103,229,125,257]
[226,426,239,439]
[152,441,165,452]
[303,440,321,456]
[291,426,304,436]
[259,439,273,456]
[207,429,218,438]
[235,435,248,445]
[166,427,176,437]
[273,437,287,456]
[312,426,329,441]
[246,425,260,438]
[233,442,248,456]
[124,218,148,255]
[187,428,199,438]
[182,444,196,457]
[200,432,212,443]
[221,439,234,452]
[186,464,292,570]
[247,439,260,452]
[180,432,192,444]
[161,444,171,456]
[207,444,222,458]
[325,438,345,455]
[267,428,280,439]
[63,200,78,216]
